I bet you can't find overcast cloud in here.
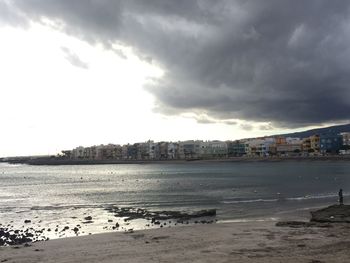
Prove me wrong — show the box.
[61,46,89,69]
[4,0,350,127]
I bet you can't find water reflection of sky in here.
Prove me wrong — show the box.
[1,161,350,219]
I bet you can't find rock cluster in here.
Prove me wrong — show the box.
[310,205,350,223]
[104,206,216,222]
[0,226,47,246]
[0,207,217,247]
[276,204,350,228]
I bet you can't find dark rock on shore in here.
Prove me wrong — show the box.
[151,209,216,221]
[276,204,350,228]
[310,205,350,223]
[105,206,216,223]
[0,227,35,246]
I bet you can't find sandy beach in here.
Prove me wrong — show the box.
[1,220,350,263]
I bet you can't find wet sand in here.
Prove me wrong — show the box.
[1,220,350,263]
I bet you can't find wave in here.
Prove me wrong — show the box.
[222,193,339,204]
[286,193,337,201]
[218,217,279,223]
[222,198,278,204]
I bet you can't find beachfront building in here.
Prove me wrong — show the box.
[70,146,98,159]
[273,137,302,156]
[199,141,228,158]
[210,141,228,158]
[137,142,149,160]
[122,144,138,160]
[340,132,350,146]
[133,141,160,160]
[265,137,303,156]
[71,146,85,159]
[159,142,168,160]
[264,138,277,156]
[320,134,343,154]
[122,145,128,160]
[246,139,270,157]
[96,144,123,160]
[199,141,211,158]
[286,137,303,145]
[69,145,99,160]
[148,141,159,159]
[339,132,350,155]
[301,135,320,155]
[63,131,350,161]
[276,143,302,156]
[167,142,179,159]
[227,140,249,157]
[230,137,276,157]
[310,135,320,153]
[275,137,287,145]
[179,140,202,159]
[302,138,311,153]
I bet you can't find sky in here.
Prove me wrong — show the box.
[1,0,350,157]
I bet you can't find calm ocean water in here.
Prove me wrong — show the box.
[0,161,349,239]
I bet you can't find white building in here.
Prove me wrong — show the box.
[246,139,267,156]
[167,143,178,159]
[179,140,202,159]
[72,146,85,159]
[286,137,303,145]
[148,141,158,159]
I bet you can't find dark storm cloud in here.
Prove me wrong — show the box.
[0,1,27,26]
[7,0,350,127]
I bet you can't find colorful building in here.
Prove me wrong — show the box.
[320,134,343,154]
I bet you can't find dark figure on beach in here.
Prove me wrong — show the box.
[339,189,344,205]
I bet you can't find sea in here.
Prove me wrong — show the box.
[0,161,349,240]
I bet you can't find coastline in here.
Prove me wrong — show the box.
[1,219,350,263]
[2,155,350,166]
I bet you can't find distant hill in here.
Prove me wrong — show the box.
[275,123,350,139]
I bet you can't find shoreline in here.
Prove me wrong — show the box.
[0,197,329,247]
[2,155,350,166]
[2,219,350,262]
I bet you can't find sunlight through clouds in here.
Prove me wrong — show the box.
[0,21,165,155]
[0,18,293,157]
